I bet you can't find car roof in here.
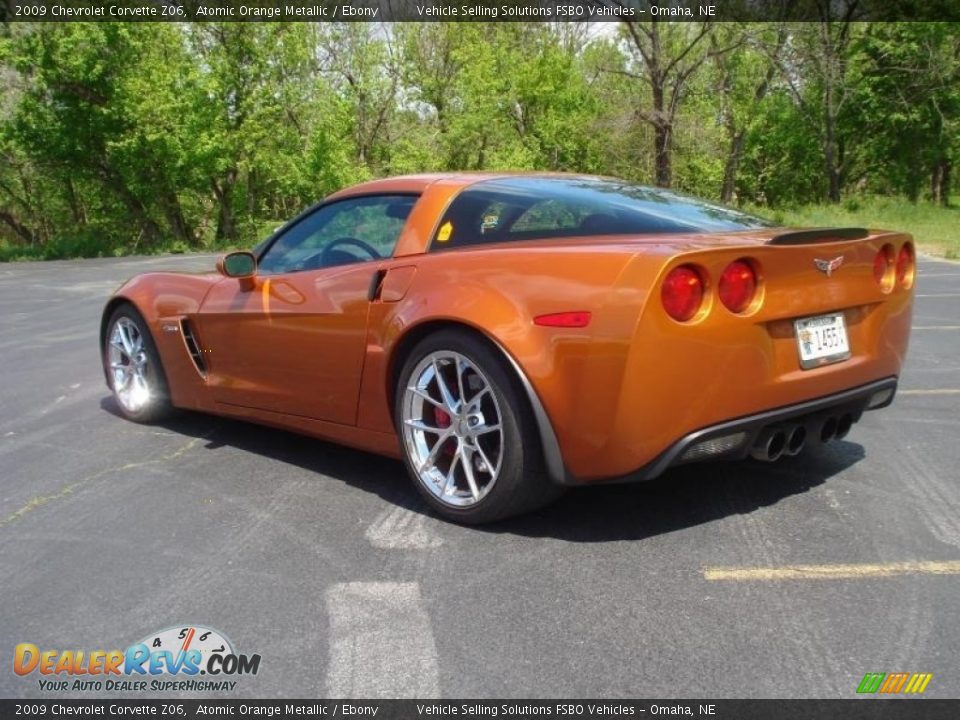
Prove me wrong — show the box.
[325,171,605,200]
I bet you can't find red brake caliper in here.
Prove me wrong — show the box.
[432,407,455,457]
[433,406,451,428]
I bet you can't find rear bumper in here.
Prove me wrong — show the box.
[564,376,897,485]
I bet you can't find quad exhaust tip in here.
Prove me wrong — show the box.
[820,416,839,443]
[751,427,788,462]
[835,413,853,440]
[818,414,853,444]
[785,425,807,456]
[751,413,853,463]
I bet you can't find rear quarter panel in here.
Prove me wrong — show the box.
[357,243,658,463]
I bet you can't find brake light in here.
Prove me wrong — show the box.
[534,311,592,328]
[874,244,895,292]
[896,243,915,289]
[661,265,704,322]
[718,259,757,313]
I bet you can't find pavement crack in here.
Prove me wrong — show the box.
[0,435,206,529]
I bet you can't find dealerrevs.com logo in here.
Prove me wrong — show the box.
[14,625,261,693]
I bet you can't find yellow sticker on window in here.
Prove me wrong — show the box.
[437,221,453,243]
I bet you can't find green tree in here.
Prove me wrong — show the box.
[710,23,788,202]
[616,19,732,188]
[774,5,865,202]
[850,22,960,204]
[9,23,199,248]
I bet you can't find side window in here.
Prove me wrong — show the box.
[259,195,417,275]
[511,200,587,233]
[431,192,600,249]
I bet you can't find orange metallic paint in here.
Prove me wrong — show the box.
[195,265,373,424]
[105,174,915,484]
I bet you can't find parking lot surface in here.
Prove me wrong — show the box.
[1,253,958,698]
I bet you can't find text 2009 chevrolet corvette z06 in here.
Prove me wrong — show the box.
[101,174,914,523]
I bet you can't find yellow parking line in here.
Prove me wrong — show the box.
[704,560,960,581]
[899,389,960,396]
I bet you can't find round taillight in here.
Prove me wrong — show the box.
[718,259,757,313]
[874,244,895,292]
[662,265,704,322]
[896,243,915,289]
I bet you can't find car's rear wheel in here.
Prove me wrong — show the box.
[395,330,562,524]
[103,304,173,423]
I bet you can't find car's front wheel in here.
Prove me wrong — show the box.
[103,304,174,423]
[395,330,562,524]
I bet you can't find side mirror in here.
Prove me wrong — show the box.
[217,251,257,279]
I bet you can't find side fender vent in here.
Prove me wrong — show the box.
[180,319,208,376]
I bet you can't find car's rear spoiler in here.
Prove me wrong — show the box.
[768,227,869,245]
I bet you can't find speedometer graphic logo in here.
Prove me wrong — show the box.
[133,625,235,674]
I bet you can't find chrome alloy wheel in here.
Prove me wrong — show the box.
[401,352,505,507]
[107,316,152,413]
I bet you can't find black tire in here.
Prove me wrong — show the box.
[102,304,175,423]
[394,329,563,524]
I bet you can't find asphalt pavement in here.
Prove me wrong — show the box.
[0,252,958,699]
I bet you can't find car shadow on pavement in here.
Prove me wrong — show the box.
[492,444,865,542]
[101,396,866,543]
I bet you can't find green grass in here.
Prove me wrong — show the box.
[750,197,960,260]
[0,216,281,262]
[0,234,249,263]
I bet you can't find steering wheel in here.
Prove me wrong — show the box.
[294,237,381,271]
[321,237,381,263]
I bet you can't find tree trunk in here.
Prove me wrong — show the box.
[160,189,194,246]
[65,178,87,226]
[0,209,36,245]
[654,121,672,188]
[940,159,951,207]
[932,157,951,206]
[823,101,842,203]
[213,169,238,243]
[651,81,672,188]
[721,131,745,203]
[247,168,258,218]
[905,145,923,204]
[99,165,164,246]
[476,135,487,170]
[816,14,858,205]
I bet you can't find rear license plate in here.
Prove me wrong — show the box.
[795,313,851,369]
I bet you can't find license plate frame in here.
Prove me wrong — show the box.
[794,312,851,369]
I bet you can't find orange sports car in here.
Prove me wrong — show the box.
[100,174,914,523]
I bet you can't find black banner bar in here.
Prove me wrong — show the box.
[4,0,960,23]
[2,700,960,720]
